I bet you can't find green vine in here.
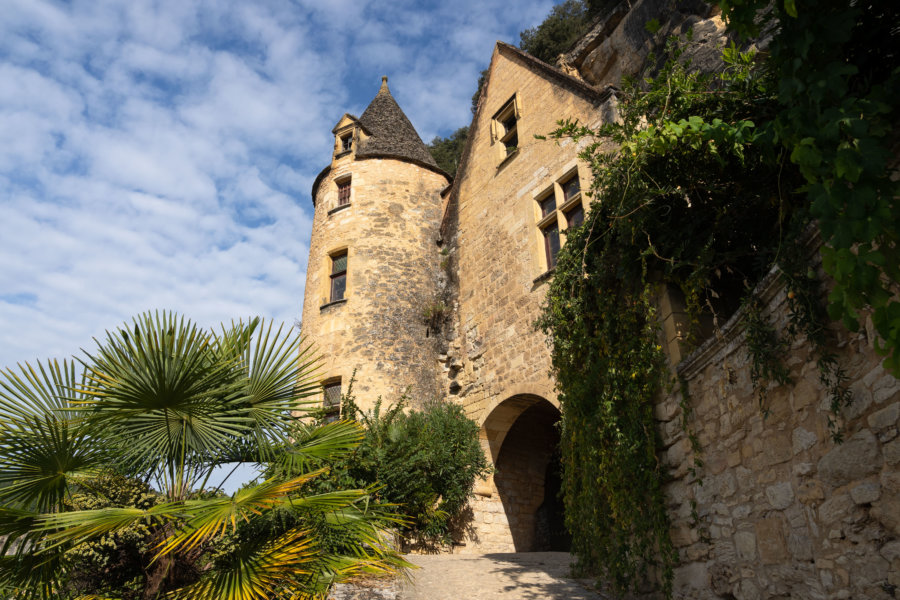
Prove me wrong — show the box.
[538,3,897,595]
[538,38,794,596]
[535,30,870,594]
[718,0,900,375]
[742,295,791,417]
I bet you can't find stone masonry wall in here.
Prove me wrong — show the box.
[301,155,449,411]
[656,267,899,599]
[441,45,611,425]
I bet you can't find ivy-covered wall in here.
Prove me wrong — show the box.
[658,258,899,599]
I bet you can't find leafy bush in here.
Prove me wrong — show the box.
[291,389,492,547]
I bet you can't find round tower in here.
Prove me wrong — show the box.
[301,77,451,413]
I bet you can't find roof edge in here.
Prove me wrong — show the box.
[495,41,617,104]
[310,155,451,207]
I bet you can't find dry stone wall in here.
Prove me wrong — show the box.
[657,268,899,599]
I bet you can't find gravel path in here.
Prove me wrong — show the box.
[399,552,610,600]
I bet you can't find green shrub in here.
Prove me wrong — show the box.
[292,390,491,547]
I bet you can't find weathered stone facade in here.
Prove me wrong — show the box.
[301,81,450,406]
[302,3,898,596]
[434,42,618,553]
[656,263,900,600]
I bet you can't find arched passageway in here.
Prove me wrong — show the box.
[481,395,570,552]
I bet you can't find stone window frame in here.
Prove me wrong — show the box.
[336,175,351,207]
[334,125,356,158]
[491,94,521,162]
[321,247,349,309]
[330,251,348,303]
[321,377,342,422]
[531,164,588,280]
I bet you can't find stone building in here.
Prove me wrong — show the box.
[302,2,899,597]
[302,76,450,414]
[303,42,615,554]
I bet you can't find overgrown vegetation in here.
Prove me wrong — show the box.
[427,126,468,175]
[539,38,789,596]
[538,0,898,597]
[519,0,612,63]
[719,0,900,374]
[0,312,406,599]
[289,387,492,548]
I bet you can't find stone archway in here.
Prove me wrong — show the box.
[475,394,569,552]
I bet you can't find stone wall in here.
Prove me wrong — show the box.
[440,43,612,425]
[301,154,449,411]
[656,266,899,599]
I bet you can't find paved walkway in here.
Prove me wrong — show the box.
[399,552,609,600]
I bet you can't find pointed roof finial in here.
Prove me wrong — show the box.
[356,77,440,171]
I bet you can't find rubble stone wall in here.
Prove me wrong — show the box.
[657,269,899,599]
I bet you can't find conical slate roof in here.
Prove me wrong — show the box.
[356,77,439,169]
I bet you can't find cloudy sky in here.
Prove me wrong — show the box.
[0,0,558,369]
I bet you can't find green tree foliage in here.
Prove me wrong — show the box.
[0,312,406,599]
[519,0,595,63]
[537,40,807,596]
[292,391,492,548]
[718,0,900,373]
[427,126,469,176]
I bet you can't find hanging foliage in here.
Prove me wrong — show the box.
[539,0,898,593]
[537,38,803,597]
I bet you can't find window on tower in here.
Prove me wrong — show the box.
[322,378,341,422]
[330,251,347,303]
[337,177,351,206]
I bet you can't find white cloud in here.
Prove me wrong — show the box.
[0,0,558,369]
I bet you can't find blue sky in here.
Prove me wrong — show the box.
[0,0,559,370]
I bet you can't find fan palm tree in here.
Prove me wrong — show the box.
[0,311,407,599]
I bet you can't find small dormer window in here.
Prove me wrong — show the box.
[492,95,520,159]
[334,125,356,156]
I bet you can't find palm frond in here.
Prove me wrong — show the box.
[164,526,318,600]
[274,420,364,476]
[74,311,251,479]
[155,474,322,558]
[0,360,109,512]
[34,503,179,549]
[0,552,68,600]
[220,319,322,462]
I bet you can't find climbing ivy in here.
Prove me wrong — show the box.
[538,1,898,594]
[718,0,900,374]
[537,38,796,596]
